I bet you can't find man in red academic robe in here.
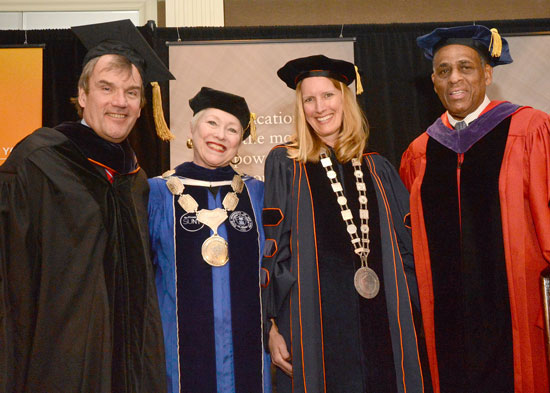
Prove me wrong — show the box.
[399,25,550,393]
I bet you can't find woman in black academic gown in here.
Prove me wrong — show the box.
[148,87,271,393]
[261,55,431,393]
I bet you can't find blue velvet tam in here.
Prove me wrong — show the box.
[417,25,513,67]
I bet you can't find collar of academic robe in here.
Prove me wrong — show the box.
[173,161,237,181]
[427,101,520,154]
[55,121,139,175]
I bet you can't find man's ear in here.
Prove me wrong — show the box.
[78,87,86,108]
[431,72,436,92]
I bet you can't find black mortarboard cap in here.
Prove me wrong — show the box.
[71,19,174,84]
[417,25,513,67]
[189,87,256,141]
[71,19,176,141]
[277,54,363,94]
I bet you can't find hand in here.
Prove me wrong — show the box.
[268,320,293,376]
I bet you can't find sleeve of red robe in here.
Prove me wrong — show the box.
[499,107,550,393]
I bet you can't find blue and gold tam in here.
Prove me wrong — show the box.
[417,25,513,67]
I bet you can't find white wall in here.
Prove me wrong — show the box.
[0,11,140,29]
[0,0,156,29]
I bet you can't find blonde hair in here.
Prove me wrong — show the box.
[286,78,368,163]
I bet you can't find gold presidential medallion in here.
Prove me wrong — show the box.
[201,234,229,267]
[166,174,245,267]
[196,208,229,266]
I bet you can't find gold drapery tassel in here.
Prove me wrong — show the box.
[489,28,503,58]
[151,81,175,141]
[354,65,364,95]
[248,113,257,142]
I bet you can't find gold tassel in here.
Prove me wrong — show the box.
[489,28,503,58]
[354,65,364,95]
[151,81,175,141]
[248,113,257,142]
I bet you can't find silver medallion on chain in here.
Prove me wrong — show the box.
[320,152,380,299]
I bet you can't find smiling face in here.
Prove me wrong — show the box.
[299,76,344,147]
[431,44,493,120]
[190,108,243,169]
[78,54,142,143]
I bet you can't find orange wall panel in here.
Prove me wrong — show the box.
[0,47,43,163]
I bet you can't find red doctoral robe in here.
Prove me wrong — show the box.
[400,101,550,393]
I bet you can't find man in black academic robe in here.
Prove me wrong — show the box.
[0,20,174,392]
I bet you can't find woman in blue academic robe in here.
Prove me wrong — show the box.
[149,87,271,393]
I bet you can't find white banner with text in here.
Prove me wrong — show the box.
[168,39,354,180]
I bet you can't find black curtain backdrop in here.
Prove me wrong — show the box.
[1,19,549,176]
